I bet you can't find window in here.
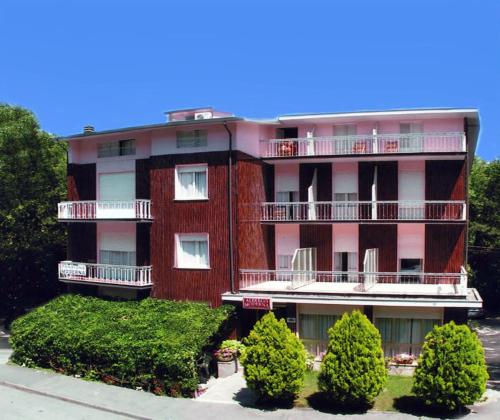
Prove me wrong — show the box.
[334,252,358,271]
[276,191,299,202]
[400,258,423,272]
[399,258,423,284]
[333,193,358,219]
[100,250,136,266]
[176,130,207,148]
[98,139,136,158]
[333,124,360,154]
[333,124,357,136]
[175,165,208,200]
[375,318,440,356]
[334,192,358,201]
[275,191,299,220]
[300,313,340,355]
[176,234,209,269]
[334,252,358,282]
[99,250,136,281]
[277,254,293,269]
[400,123,423,152]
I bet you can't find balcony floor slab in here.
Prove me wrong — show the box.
[239,280,462,297]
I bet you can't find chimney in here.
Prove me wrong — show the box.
[83,125,95,134]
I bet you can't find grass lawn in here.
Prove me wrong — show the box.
[296,371,414,412]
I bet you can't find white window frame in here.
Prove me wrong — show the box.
[174,164,208,200]
[175,233,210,269]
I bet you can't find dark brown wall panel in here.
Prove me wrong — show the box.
[299,163,332,202]
[358,162,374,201]
[136,159,150,199]
[67,163,96,201]
[425,224,465,273]
[359,224,397,272]
[358,162,398,201]
[149,151,232,307]
[236,154,275,285]
[425,160,465,200]
[358,162,397,218]
[67,223,97,262]
[377,162,398,201]
[136,224,150,266]
[300,225,332,271]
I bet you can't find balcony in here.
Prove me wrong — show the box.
[58,200,152,221]
[260,132,465,158]
[58,261,152,288]
[239,268,468,297]
[260,201,466,222]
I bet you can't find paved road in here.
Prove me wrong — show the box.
[0,384,131,420]
[476,316,500,391]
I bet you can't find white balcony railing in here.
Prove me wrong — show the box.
[239,269,466,296]
[260,201,466,222]
[260,131,466,158]
[58,261,153,287]
[58,200,152,220]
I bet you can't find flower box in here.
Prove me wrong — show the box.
[217,359,237,378]
[388,362,417,376]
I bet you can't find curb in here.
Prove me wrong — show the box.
[0,379,152,420]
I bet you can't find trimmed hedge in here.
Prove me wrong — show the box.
[9,295,233,396]
[413,321,488,411]
[318,310,387,406]
[242,312,306,403]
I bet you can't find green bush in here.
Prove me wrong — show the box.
[413,321,488,411]
[318,310,387,406]
[9,295,233,396]
[241,312,306,403]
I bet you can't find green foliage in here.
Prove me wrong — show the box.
[9,295,234,397]
[220,339,246,356]
[413,321,488,411]
[0,104,67,319]
[468,157,500,310]
[241,312,306,402]
[318,310,387,406]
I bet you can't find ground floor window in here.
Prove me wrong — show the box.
[375,317,440,356]
[299,313,339,356]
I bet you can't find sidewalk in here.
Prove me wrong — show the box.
[0,363,419,420]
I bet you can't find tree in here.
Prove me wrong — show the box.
[0,104,67,321]
[413,321,488,411]
[241,312,306,403]
[318,310,387,407]
[468,157,500,310]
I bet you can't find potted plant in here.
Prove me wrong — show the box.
[214,340,246,377]
[214,347,238,378]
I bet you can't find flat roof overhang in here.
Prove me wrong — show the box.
[222,288,483,308]
[58,116,243,141]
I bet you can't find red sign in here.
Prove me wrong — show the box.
[242,296,272,310]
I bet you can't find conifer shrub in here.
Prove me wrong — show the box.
[9,295,233,396]
[413,321,488,411]
[318,310,387,406]
[241,312,306,403]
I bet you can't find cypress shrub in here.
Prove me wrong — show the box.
[241,312,306,403]
[413,321,488,411]
[9,295,233,396]
[318,310,387,406]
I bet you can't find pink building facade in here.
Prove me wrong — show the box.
[59,107,481,356]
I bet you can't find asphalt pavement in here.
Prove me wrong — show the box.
[475,316,500,391]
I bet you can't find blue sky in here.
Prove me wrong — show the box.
[1,0,499,159]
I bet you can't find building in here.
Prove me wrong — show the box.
[58,107,482,356]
